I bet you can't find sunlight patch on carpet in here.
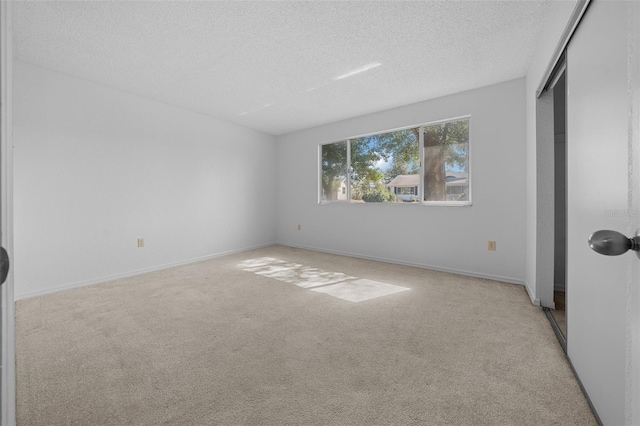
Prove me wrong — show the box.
[237,257,286,270]
[310,278,411,302]
[238,257,355,288]
[238,257,410,302]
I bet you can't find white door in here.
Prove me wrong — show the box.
[566,0,640,424]
[0,2,14,425]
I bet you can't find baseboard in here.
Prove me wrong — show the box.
[276,241,525,286]
[15,242,276,301]
[18,241,527,300]
[525,280,541,306]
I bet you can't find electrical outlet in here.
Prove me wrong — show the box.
[488,240,496,251]
[137,238,145,248]
[297,224,301,231]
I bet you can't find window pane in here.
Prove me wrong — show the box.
[351,129,420,203]
[423,119,469,202]
[321,141,348,202]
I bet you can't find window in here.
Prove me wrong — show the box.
[422,119,470,203]
[350,128,419,203]
[396,186,417,196]
[320,141,347,202]
[319,117,470,205]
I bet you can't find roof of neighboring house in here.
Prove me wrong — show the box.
[445,171,468,180]
[446,171,468,187]
[387,174,420,187]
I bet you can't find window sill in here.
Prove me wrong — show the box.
[318,201,472,207]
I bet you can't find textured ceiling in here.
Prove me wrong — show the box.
[12,1,549,135]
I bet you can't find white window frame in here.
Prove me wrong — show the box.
[318,115,471,206]
[318,139,351,203]
[420,116,472,206]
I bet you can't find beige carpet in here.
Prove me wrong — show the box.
[17,245,596,425]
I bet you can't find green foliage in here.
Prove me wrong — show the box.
[361,187,396,203]
[351,129,420,185]
[448,188,469,201]
[349,139,384,184]
[376,128,421,175]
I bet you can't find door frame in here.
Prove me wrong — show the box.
[535,0,592,417]
[534,0,590,312]
[535,0,590,309]
[535,0,589,346]
[535,0,590,97]
[0,2,16,425]
[537,61,568,351]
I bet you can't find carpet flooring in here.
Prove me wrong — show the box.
[16,245,597,425]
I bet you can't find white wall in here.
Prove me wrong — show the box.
[13,61,277,299]
[276,79,527,284]
[524,0,579,304]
